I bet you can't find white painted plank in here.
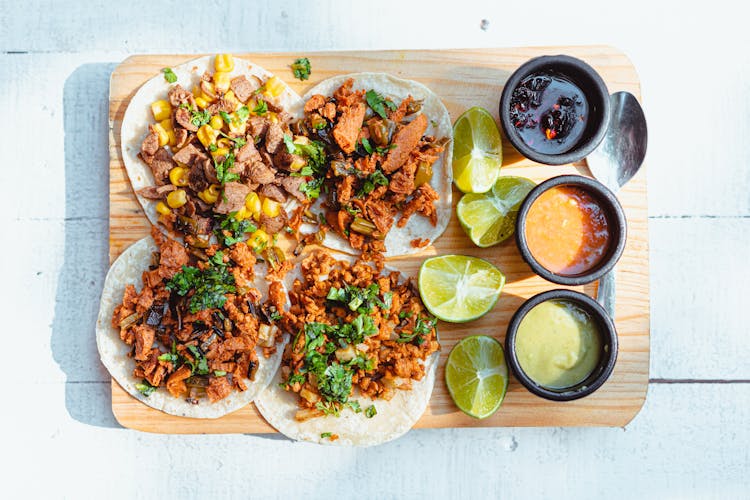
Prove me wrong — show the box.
[650,218,750,379]
[3,383,748,499]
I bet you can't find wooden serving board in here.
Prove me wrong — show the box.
[108,46,649,433]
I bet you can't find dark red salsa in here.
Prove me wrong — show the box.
[509,73,588,155]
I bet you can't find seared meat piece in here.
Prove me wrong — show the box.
[133,324,155,361]
[230,75,261,103]
[167,84,196,109]
[173,143,208,166]
[206,376,232,403]
[202,158,219,184]
[247,161,276,185]
[397,184,439,228]
[304,94,326,114]
[247,116,269,139]
[173,128,190,149]
[366,199,395,235]
[150,148,176,186]
[280,176,307,202]
[174,107,198,132]
[138,184,175,200]
[332,102,366,154]
[188,162,208,192]
[141,129,159,157]
[215,182,251,214]
[260,183,286,203]
[206,98,235,115]
[235,141,262,164]
[273,150,304,172]
[382,114,427,173]
[260,212,286,234]
[265,122,286,154]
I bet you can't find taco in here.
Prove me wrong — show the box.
[96,227,288,418]
[121,54,309,249]
[255,249,440,445]
[289,73,453,258]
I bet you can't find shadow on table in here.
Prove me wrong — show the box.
[51,62,121,429]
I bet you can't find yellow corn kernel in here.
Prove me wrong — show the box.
[200,81,218,103]
[209,115,224,130]
[263,76,284,98]
[167,129,177,147]
[235,206,251,221]
[197,124,218,147]
[155,201,171,216]
[245,192,261,218]
[228,113,247,135]
[268,112,279,124]
[288,156,306,172]
[159,118,173,131]
[195,96,209,109]
[152,123,170,147]
[249,229,269,251]
[213,71,231,93]
[261,197,281,217]
[198,184,220,204]
[168,166,189,187]
[192,86,203,99]
[211,147,229,159]
[223,90,240,110]
[150,100,172,121]
[215,54,234,73]
[166,189,187,209]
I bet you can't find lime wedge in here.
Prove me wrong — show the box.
[418,255,505,323]
[452,107,503,193]
[457,176,536,247]
[445,335,509,419]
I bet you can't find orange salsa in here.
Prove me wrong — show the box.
[525,186,610,275]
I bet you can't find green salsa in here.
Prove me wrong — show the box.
[515,300,601,389]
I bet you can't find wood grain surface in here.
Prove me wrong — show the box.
[108,46,648,433]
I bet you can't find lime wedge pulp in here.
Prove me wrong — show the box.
[445,335,509,419]
[418,255,505,323]
[452,107,503,194]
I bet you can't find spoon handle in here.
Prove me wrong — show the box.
[596,269,616,319]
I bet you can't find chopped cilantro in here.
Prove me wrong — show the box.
[166,252,236,313]
[219,111,232,124]
[282,372,306,389]
[316,401,340,417]
[214,212,257,246]
[361,137,374,154]
[157,352,179,364]
[300,177,324,200]
[252,98,268,115]
[291,57,311,81]
[326,283,387,313]
[162,67,177,83]
[214,153,240,185]
[190,108,211,128]
[214,370,227,377]
[346,400,362,413]
[318,362,353,403]
[270,311,283,321]
[186,345,210,375]
[365,405,377,418]
[397,315,436,345]
[136,380,157,396]
[357,169,389,197]
[208,143,218,152]
[320,432,332,439]
[313,120,327,130]
[366,89,397,119]
[398,310,414,319]
[236,105,250,121]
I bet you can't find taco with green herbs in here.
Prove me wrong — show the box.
[96,227,288,418]
[255,249,440,445]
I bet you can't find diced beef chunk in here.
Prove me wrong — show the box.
[150,148,176,186]
[188,162,208,192]
[215,182,251,214]
[133,325,155,361]
[382,114,427,173]
[332,102,366,154]
[206,98,235,115]
[259,183,286,203]
[202,158,219,184]
[273,150,304,172]
[235,141,262,164]
[366,200,395,235]
[260,212,286,234]
[174,128,190,149]
[173,143,208,166]
[247,161,276,185]
[247,116,269,139]
[174,107,198,132]
[280,176,307,202]
[264,122,285,154]
[138,184,176,200]
[167,84,196,109]
[230,75,261,103]
[141,129,159,157]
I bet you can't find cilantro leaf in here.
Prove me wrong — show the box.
[397,315,436,345]
[365,405,377,418]
[365,89,397,119]
[252,99,268,116]
[162,68,177,83]
[318,362,353,403]
[346,400,362,413]
[166,254,236,314]
[219,111,232,124]
[236,106,250,121]
[357,169,389,197]
[291,57,311,81]
[214,153,240,185]
[190,108,211,128]
[300,177,324,200]
[361,137,374,155]
[214,212,257,246]
[320,432,332,439]
[186,345,210,375]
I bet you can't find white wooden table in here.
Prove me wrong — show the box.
[2,1,748,498]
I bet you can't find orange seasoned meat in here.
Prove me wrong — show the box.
[382,114,428,173]
[332,102,366,154]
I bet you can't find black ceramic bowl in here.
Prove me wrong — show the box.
[499,54,610,165]
[516,175,626,286]
[505,289,618,401]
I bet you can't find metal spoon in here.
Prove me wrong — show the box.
[586,91,648,318]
